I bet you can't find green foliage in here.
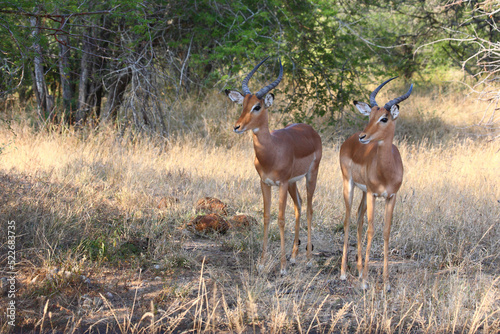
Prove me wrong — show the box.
[0,0,498,130]
[78,236,109,262]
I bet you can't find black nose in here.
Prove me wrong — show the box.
[234,125,240,131]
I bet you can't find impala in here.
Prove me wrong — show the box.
[339,77,413,291]
[225,57,322,275]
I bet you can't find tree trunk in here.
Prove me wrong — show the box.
[94,84,103,119]
[76,30,92,123]
[30,15,51,118]
[58,33,73,121]
[77,26,107,124]
[101,69,132,124]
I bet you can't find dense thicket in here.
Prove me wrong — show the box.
[0,0,498,133]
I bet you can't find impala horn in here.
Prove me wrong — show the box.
[241,57,283,99]
[255,58,283,99]
[384,84,414,111]
[369,77,397,107]
[242,57,269,96]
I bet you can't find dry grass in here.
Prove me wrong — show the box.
[0,80,499,333]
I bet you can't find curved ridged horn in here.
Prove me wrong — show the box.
[384,84,414,111]
[242,56,270,96]
[369,77,397,107]
[255,58,283,99]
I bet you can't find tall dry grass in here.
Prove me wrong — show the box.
[0,79,499,332]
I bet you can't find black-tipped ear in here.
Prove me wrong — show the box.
[390,104,400,120]
[225,89,245,104]
[264,93,274,108]
[354,101,371,116]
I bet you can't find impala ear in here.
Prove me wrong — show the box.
[264,93,274,108]
[225,89,244,105]
[390,104,400,120]
[354,101,371,116]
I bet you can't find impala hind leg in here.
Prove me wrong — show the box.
[259,181,272,273]
[356,192,367,277]
[340,178,354,280]
[305,169,319,266]
[288,182,302,264]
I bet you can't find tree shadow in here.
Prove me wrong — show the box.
[0,171,125,257]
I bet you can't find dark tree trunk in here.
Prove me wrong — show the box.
[101,69,132,123]
[94,85,103,119]
[58,33,73,121]
[30,15,52,118]
[76,30,92,123]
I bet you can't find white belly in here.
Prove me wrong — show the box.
[373,191,395,199]
[354,182,367,192]
[263,178,280,186]
[259,153,316,188]
[353,181,395,198]
[289,173,306,184]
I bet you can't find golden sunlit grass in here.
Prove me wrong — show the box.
[0,80,499,333]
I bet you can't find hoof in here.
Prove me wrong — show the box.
[257,264,264,273]
[340,274,347,281]
[290,258,296,265]
[280,268,287,276]
[306,260,313,268]
[305,243,314,251]
[361,281,369,290]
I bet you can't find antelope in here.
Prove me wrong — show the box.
[339,78,413,291]
[225,57,322,275]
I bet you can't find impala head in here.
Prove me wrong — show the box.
[355,77,413,144]
[225,57,283,134]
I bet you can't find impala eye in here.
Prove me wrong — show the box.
[253,105,261,112]
[380,117,388,123]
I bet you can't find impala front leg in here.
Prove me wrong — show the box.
[362,192,376,289]
[278,181,289,275]
[340,178,354,280]
[356,192,367,277]
[259,181,272,272]
[383,195,396,291]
